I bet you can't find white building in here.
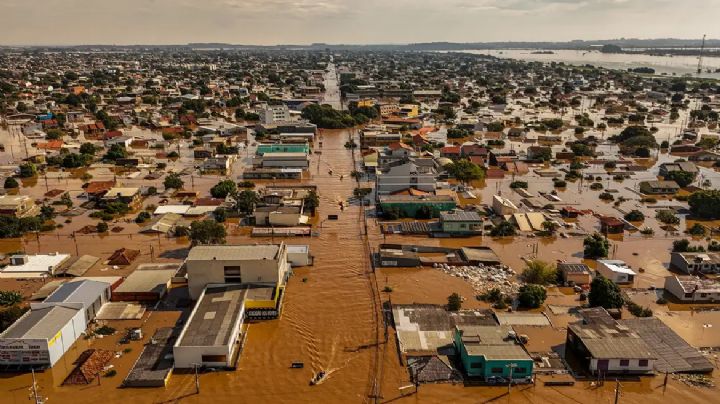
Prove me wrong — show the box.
[376,162,436,195]
[596,260,636,284]
[173,284,248,369]
[670,252,720,274]
[259,104,290,124]
[0,279,112,367]
[0,253,71,279]
[185,244,290,300]
[664,275,720,303]
[492,195,519,216]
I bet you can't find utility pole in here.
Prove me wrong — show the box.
[193,363,200,394]
[506,363,517,394]
[29,368,45,404]
[614,379,621,404]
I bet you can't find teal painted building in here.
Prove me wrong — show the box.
[257,143,310,155]
[378,195,457,218]
[454,325,534,380]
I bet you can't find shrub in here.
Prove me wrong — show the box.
[656,210,680,225]
[624,210,645,222]
[518,285,547,308]
[447,293,462,311]
[510,181,528,189]
[522,260,558,285]
[3,177,19,189]
[599,192,614,201]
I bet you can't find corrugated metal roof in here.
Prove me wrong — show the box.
[44,279,109,309]
[1,306,80,340]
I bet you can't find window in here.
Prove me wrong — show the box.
[201,354,227,363]
[619,359,629,366]
[639,359,649,367]
[224,266,242,283]
[491,367,503,374]
[685,293,693,298]
[470,362,483,369]
[515,367,526,374]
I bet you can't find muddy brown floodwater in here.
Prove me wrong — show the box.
[1,129,719,403]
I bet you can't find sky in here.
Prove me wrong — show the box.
[1,0,719,45]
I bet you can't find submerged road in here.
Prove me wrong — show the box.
[322,59,343,110]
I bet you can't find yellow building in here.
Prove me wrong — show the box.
[399,104,419,118]
[357,98,376,108]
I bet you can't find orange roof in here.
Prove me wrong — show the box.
[85,181,115,195]
[37,140,63,150]
[388,142,413,151]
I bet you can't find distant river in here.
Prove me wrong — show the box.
[458,49,720,78]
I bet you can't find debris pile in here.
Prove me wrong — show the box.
[673,374,715,388]
[432,263,520,295]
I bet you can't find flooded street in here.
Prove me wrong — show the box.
[0,127,719,403]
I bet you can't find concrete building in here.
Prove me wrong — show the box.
[670,252,720,274]
[596,260,636,284]
[253,152,309,169]
[0,195,38,217]
[376,162,437,195]
[566,308,655,375]
[173,284,248,369]
[112,269,177,302]
[259,104,290,124]
[0,253,71,279]
[453,325,534,381]
[0,279,112,368]
[185,244,290,300]
[558,262,592,286]
[492,195,518,216]
[664,275,720,302]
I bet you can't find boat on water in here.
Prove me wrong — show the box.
[310,370,327,386]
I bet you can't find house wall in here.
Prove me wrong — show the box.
[664,277,720,302]
[442,221,482,233]
[454,331,533,379]
[564,272,592,285]
[589,358,654,374]
[268,212,302,227]
[596,263,634,284]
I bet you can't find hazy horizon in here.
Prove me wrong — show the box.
[1,0,718,46]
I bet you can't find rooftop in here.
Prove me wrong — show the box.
[440,210,482,222]
[0,305,80,340]
[114,269,176,294]
[187,244,282,261]
[44,279,110,309]
[569,309,655,360]
[457,325,532,361]
[177,284,248,347]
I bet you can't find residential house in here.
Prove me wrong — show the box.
[0,195,38,218]
[566,308,655,375]
[599,216,625,234]
[670,252,720,274]
[376,162,437,195]
[663,275,720,303]
[596,259,636,284]
[639,180,680,195]
[558,262,592,286]
[378,195,456,218]
[440,210,483,234]
[453,325,534,381]
[102,187,141,205]
[492,195,518,216]
[658,162,699,178]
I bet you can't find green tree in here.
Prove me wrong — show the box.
[446,159,484,185]
[18,163,37,178]
[447,293,462,311]
[664,171,694,187]
[235,189,259,215]
[104,144,128,161]
[3,177,18,189]
[583,232,609,258]
[163,173,184,190]
[189,219,226,245]
[542,220,559,234]
[210,180,237,199]
[518,284,547,308]
[96,222,109,233]
[522,260,558,285]
[688,190,720,219]
[490,220,516,237]
[588,276,624,309]
[624,210,645,222]
[0,291,22,306]
[79,142,98,155]
[303,190,320,215]
[656,210,680,225]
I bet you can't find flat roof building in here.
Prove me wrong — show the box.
[173,284,248,369]
[596,259,636,285]
[453,325,534,381]
[0,253,71,279]
[664,275,720,303]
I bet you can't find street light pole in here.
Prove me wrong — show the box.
[193,363,200,394]
[506,363,517,394]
